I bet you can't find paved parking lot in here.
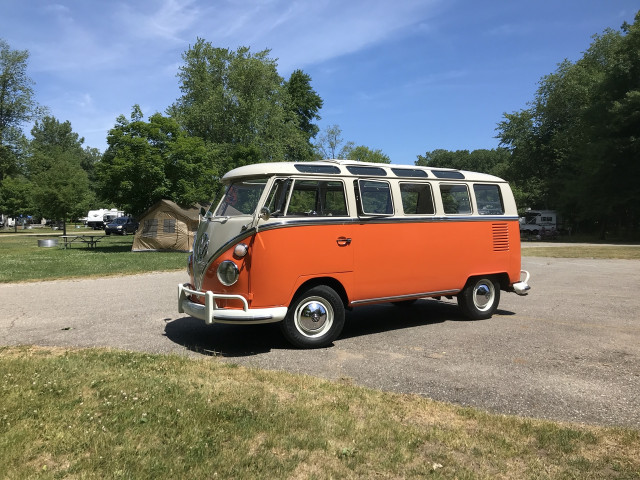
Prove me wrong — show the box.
[1,255,638,428]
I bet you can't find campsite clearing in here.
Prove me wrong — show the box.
[0,234,187,283]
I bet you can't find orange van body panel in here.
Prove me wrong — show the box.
[351,220,521,301]
[249,224,354,308]
[196,219,521,310]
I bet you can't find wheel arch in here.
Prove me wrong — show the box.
[463,272,509,291]
[291,276,349,308]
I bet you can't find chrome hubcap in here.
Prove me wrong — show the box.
[473,282,494,311]
[295,297,333,337]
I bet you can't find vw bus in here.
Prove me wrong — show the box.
[178,159,530,348]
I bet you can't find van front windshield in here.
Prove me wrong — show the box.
[214,178,269,216]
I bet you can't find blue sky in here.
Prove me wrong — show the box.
[1,0,638,165]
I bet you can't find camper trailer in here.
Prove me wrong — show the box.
[86,208,123,229]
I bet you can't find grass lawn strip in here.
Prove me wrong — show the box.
[0,233,186,283]
[1,347,638,479]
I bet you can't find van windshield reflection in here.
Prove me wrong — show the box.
[214,178,269,216]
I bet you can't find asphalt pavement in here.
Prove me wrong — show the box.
[1,256,638,428]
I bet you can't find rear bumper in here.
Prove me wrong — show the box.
[178,283,288,325]
[510,270,531,296]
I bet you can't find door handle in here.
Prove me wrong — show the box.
[336,237,352,246]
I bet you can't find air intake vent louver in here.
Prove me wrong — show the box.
[492,223,509,251]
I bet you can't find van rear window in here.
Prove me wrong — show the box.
[474,184,504,215]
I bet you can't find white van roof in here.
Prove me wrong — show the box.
[222,159,505,184]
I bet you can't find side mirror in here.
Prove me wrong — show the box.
[259,206,271,221]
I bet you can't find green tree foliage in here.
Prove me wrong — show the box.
[169,40,314,166]
[0,38,43,215]
[28,116,92,234]
[0,175,33,232]
[96,106,218,217]
[497,11,640,237]
[314,124,354,159]
[345,145,391,163]
[0,40,42,179]
[284,69,323,160]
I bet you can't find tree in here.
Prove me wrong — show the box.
[497,11,640,237]
[28,116,92,235]
[97,106,219,217]
[169,41,313,165]
[0,175,33,232]
[284,69,323,160]
[344,145,390,163]
[31,158,91,234]
[0,39,43,184]
[314,124,354,159]
[415,148,510,174]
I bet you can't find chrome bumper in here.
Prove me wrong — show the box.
[511,270,531,296]
[178,283,288,325]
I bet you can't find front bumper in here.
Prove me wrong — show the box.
[178,283,288,325]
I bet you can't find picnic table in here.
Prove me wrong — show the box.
[60,235,105,249]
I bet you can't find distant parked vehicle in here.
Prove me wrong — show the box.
[87,208,124,229]
[519,209,557,238]
[105,216,138,235]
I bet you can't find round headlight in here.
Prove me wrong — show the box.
[234,243,248,257]
[217,261,239,286]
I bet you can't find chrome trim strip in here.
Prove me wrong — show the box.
[254,215,519,232]
[350,289,460,305]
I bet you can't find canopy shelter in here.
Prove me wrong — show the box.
[132,199,203,252]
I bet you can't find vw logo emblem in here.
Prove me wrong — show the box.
[195,233,209,263]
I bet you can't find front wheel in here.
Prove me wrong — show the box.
[280,285,345,348]
[457,277,500,320]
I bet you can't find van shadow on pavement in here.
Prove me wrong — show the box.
[164,299,515,357]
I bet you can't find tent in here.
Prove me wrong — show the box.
[132,200,203,252]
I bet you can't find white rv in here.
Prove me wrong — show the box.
[519,210,557,237]
[86,208,123,229]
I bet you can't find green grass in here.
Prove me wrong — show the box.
[522,245,640,260]
[0,232,187,283]
[1,346,638,479]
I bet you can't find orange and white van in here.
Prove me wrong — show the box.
[178,159,530,348]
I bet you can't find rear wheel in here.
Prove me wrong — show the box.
[457,277,500,320]
[280,285,345,348]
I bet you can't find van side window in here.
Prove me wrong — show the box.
[357,180,393,215]
[264,179,291,216]
[285,180,347,217]
[400,183,435,215]
[474,184,504,215]
[440,184,472,214]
